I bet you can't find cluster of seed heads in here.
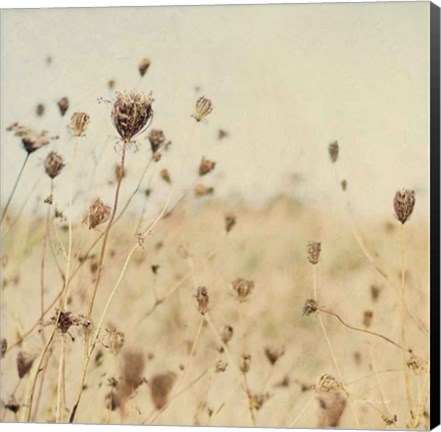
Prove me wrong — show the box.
[240,353,252,373]
[328,141,339,163]
[6,123,58,154]
[148,129,168,154]
[193,96,213,122]
[215,359,228,373]
[307,241,321,265]
[315,373,342,393]
[393,189,416,224]
[198,157,216,176]
[231,277,254,302]
[302,298,318,316]
[44,152,65,179]
[103,325,125,355]
[195,286,209,315]
[70,112,90,137]
[86,198,111,229]
[50,309,92,335]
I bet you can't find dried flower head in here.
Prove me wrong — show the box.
[104,325,125,355]
[194,183,214,197]
[1,338,7,358]
[195,287,209,315]
[264,345,286,366]
[406,352,428,375]
[57,97,69,116]
[315,373,341,393]
[50,309,92,335]
[302,298,318,316]
[160,169,171,184]
[250,393,271,411]
[138,58,151,77]
[215,359,228,373]
[16,351,35,379]
[150,371,177,410]
[328,141,339,163]
[148,129,167,154]
[198,157,216,176]
[36,103,45,117]
[394,189,416,224]
[111,91,154,143]
[231,277,254,302]
[4,397,20,414]
[44,152,65,179]
[70,112,90,137]
[307,241,321,265]
[382,414,397,426]
[240,353,252,373]
[86,199,111,229]
[363,310,373,328]
[225,213,236,233]
[220,325,234,346]
[193,96,213,122]
[6,123,57,154]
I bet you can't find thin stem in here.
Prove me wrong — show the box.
[287,394,314,427]
[55,335,66,422]
[400,223,414,418]
[1,153,29,224]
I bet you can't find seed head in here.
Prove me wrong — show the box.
[240,353,252,373]
[108,80,116,90]
[138,58,151,77]
[362,310,373,328]
[307,241,321,265]
[302,298,318,316]
[264,345,285,366]
[4,397,20,414]
[57,97,69,116]
[44,152,65,179]
[86,198,111,229]
[16,351,35,379]
[341,180,347,191]
[104,325,125,355]
[148,129,167,154]
[193,96,213,122]
[215,359,228,373]
[225,213,236,233]
[315,373,341,393]
[194,183,214,197]
[111,91,154,143]
[250,393,271,411]
[36,103,45,117]
[220,325,234,346]
[231,277,254,302]
[70,112,90,137]
[150,371,177,410]
[394,189,416,224]
[6,122,57,154]
[160,169,171,184]
[198,157,216,176]
[195,286,209,315]
[328,141,339,163]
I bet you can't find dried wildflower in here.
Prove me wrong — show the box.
[44,152,65,179]
[160,169,171,184]
[4,397,20,414]
[44,194,53,205]
[193,96,213,122]
[50,309,92,335]
[231,277,254,302]
[151,265,160,275]
[240,353,252,374]
[341,179,347,191]
[220,325,234,346]
[394,189,416,224]
[195,287,209,315]
[250,393,271,411]
[16,351,35,379]
[104,325,125,355]
[194,183,214,197]
[363,310,373,328]
[1,338,7,358]
[148,129,167,154]
[114,163,125,181]
[6,122,57,154]
[36,103,45,117]
[382,414,397,426]
[111,91,154,143]
[150,371,177,410]
[307,241,321,265]
[57,97,69,116]
[138,58,151,77]
[317,390,346,428]
[86,199,111,229]
[328,141,339,163]
[198,157,216,176]
[302,298,318,316]
[215,359,228,373]
[315,373,341,393]
[153,152,162,162]
[70,112,90,137]
[225,213,236,233]
[264,345,285,366]
[407,351,428,375]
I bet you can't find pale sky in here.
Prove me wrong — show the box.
[1,3,430,221]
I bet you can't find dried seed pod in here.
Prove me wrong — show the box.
[240,353,252,373]
[138,58,151,77]
[36,103,45,117]
[86,198,111,229]
[394,189,416,224]
[148,129,166,154]
[16,351,35,379]
[231,277,254,302]
[328,141,339,163]
[225,213,236,233]
[160,169,171,184]
[44,151,65,179]
[195,287,209,315]
[215,359,228,373]
[193,96,213,122]
[307,241,321,265]
[150,371,177,410]
[362,310,373,328]
[57,97,69,116]
[1,338,7,358]
[302,298,318,316]
[6,122,57,154]
[194,184,214,197]
[264,345,285,366]
[111,91,154,143]
[70,112,90,137]
[198,157,216,176]
[315,373,341,393]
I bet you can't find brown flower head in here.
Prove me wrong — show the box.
[70,112,90,137]
[138,58,151,77]
[220,325,234,346]
[86,198,111,229]
[394,189,416,224]
[307,241,321,265]
[315,373,341,393]
[194,183,214,197]
[104,325,125,355]
[264,345,286,366]
[341,179,347,191]
[225,213,236,233]
[195,286,209,315]
[57,97,69,116]
[16,351,35,379]
[6,123,57,154]
[148,129,167,154]
[362,310,373,328]
[193,96,213,122]
[231,277,254,302]
[160,169,171,184]
[198,157,216,176]
[44,152,65,179]
[328,141,339,163]
[240,353,252,373]
[111,91,154,143]
[36,103,45,117]
[215,359,228,373]
[250,393,271,411]
[150,371,177,410]
[302,298,318,316]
